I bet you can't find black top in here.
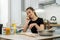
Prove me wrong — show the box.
[28,17,44,33]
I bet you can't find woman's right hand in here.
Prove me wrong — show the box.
[23,17,30,32]
[25,17,30,24]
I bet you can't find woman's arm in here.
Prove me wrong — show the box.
[29,23,44,31]
[35,24,44,31]
[29,18,44,31]
[23,23,28,32]
[23,17,30,32]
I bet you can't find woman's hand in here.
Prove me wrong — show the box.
[29,23,44,31]
[29,23,37,29]
[23,17,30,32]
[25,17,30,24]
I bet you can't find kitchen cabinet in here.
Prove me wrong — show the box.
[25,0,38,10]
[56,0,60,4]
[0,0,1,21]
[10,0,21,26]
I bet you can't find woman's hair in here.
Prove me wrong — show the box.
[26,7,37,17]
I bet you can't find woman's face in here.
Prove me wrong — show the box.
[26,9,35,19]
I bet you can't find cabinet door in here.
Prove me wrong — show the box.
[11,0,21,26]
[25,0,38,10]
[0,0,1,23]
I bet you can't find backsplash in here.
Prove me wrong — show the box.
[45,4,60,24]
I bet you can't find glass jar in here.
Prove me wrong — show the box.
[5,27,10,35]
[2,27,6,35]
[2,27,11,35]
[11,23,16,34]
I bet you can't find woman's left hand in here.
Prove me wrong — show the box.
[29,23,37,29]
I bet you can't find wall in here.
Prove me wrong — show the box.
[0,0,9,27]
[11,0,21,26]
[45,4,60,24]
[0,0,1,23]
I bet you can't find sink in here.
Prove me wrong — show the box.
[0,37,11,40]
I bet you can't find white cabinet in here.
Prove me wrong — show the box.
[0,0,9,27]
[0,0,1,21]
[10,0,21,26]
[25,0,38,10]
[56,0,60,4]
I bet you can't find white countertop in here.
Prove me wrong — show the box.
[0,32,37,40]
[0,34,36,40]
[0,32,60,40]
[37,34,60,40]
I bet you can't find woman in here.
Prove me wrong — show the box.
[23,7,44,33]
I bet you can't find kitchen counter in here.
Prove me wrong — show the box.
[0,32,60,40]
[44,22,60,27]
[46,24,60,27]
[0,34,36,40]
